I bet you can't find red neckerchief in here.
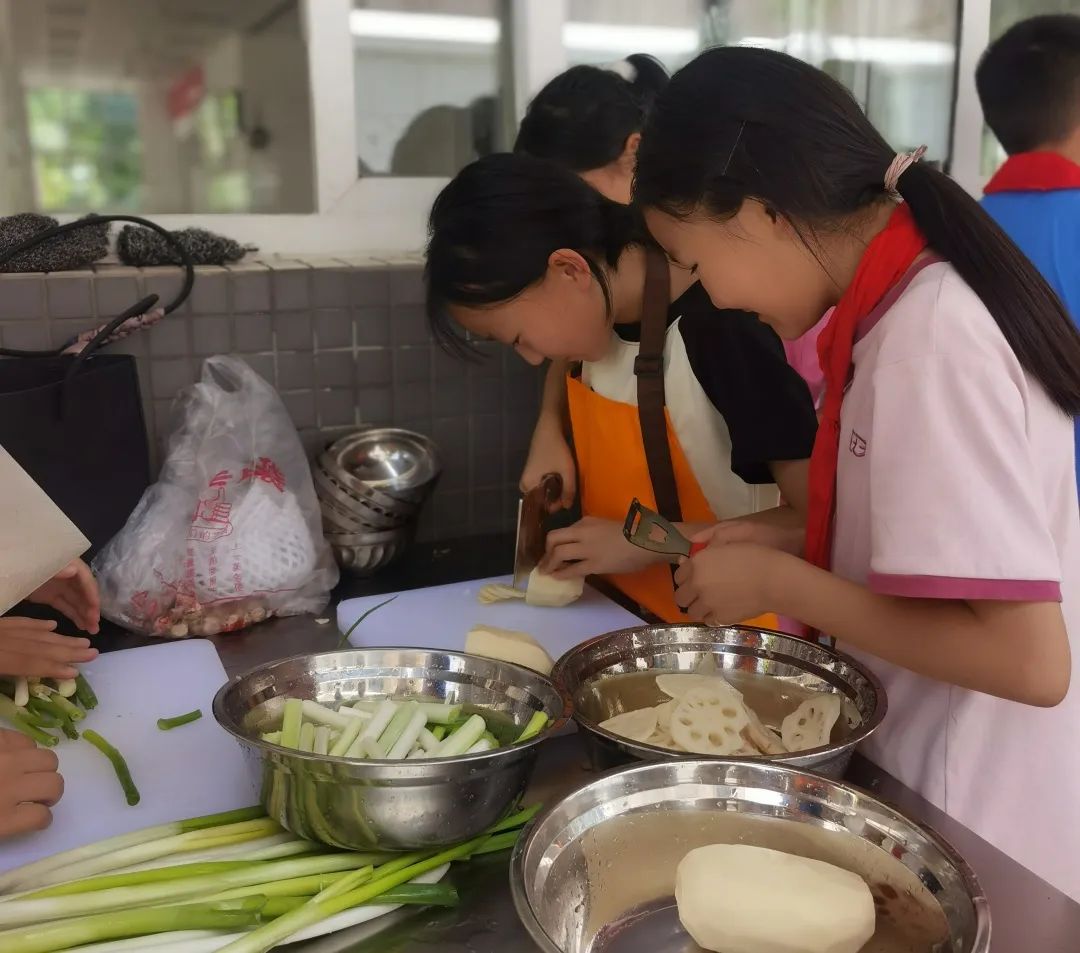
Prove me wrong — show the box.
[804,204,928,571]
[984,151,1080,194]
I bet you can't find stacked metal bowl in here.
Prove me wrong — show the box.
[314,428,440,575]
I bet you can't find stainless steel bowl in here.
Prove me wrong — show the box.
[328,428,441,494]
[551,624,886,779]
[511,759,990,953]
[325,525,414,575]
[319,449,425,514]
[213,648,571,851]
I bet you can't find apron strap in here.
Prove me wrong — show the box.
[634,244,682,523]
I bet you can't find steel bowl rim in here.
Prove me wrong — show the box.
[326,428,442,492]
[550,623,888,761]
[318,450,428,513]
[211,646,573,769]
[509,756,992,953]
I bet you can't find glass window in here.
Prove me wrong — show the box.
[706,1,960,169]
[351,0,512,176]
[982,0,1080,176]
[565,0,702,73]
[0,0,316,214]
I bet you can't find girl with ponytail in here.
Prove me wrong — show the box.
[426,152,817,625]
[635,45,1080,899]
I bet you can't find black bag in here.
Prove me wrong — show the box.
[0,215,193,557]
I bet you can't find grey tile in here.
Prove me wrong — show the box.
[353,307,390,346]
[141,268,188,312]
[148,317,192,356]
[272,266,311,311]
[471,487,508,533]
[93,273,140,319]
[312,268,349,308]
[389,267,424,305]
[0,275,44,320]
[49,318,98,349]
[355,348,391,387]
[390,304,430,346]
[315,350,355,388]
[192,315,232,355]
[468,342,502,375]
[432,345,465,380]
[109,331,149,358]
[415,505,437,543]
[505,362,542,401]
[431,416,468,491]
[434,490,470,537]
[232,272,271,312]
[0,321,50,350]
[234,313,273,351]
[437,377,468,416]
[469,375,501,412]
[274,311,313,351]
[189,267,229,314]
[471,413,503,456]
[277,352,315,390]
[356,386,393,424]
[394,378,431,419]
[151,358,195,399]
[298,427,325,460]
[314,309,352,349]
[393,346,431,383]
[282,390,316,429]
[45,273,94,319]
[316,389,357,427]
[240,353,275,384]
[350,268,390,306]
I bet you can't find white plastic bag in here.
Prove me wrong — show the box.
[94,356,338,637]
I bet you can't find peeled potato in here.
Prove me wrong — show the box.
[781,694,843,752]
[599,707,658,743]
[525,568,584,607]
[477,583,525,605]
[465,624,554,675]
[676,844,875,953]
[670,686,750,756]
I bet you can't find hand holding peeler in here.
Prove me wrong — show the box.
[622,498,707,562]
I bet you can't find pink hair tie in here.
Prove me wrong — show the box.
[883,145,927,195]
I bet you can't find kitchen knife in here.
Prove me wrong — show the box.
[513,472,563,588]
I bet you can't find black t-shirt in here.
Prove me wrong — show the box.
[613,281,817,484]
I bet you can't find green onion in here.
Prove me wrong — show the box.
[279,699,303,750]
[22,700,61,728]
[387,706,428,759]
[57,717,79,741]
[260,731,281,745]
[430,725,447,741]
[412,702,463,725]
[13,677,28,708]
[336,594,398,649]
[49,678,77,699]
[42,691,84,722]
[515,711,549,743]
[433,714,485,757]
[0,695,58,748]
[82,730,140,806]
[74,673,98,711]
[156,710,202,731]
[22,861,259,899]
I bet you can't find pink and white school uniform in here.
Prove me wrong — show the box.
[830,258,1080,901]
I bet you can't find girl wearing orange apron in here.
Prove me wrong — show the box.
[425,153,817,623]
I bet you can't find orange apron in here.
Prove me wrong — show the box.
[566,371,778,628]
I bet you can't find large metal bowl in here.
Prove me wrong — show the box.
[511,759,990,953]
[551,624,886,779]
[212,648,572,851]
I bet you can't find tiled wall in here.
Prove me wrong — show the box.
[0,257,543,542]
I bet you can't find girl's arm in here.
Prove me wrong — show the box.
[520,360,575,509]
[675,544,1070,707]
[768,458,809,518]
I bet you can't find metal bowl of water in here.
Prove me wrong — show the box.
[511,758,990,953]
[213,648,571,851]
[551,624,886,779]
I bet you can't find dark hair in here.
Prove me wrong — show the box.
[425,152,646,357]
[977,14,1080,155]
[635,46,1080,414]
[514,54,669,171]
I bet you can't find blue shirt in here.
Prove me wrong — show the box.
[982,188,1080,490]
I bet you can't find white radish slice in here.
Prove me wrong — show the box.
[656,672,742,701]
[654,699,677,732]
[670,687,750,756]
[744,706,787,755]
[781,694,843,752]
[646,727,679,751]
[599,707,659,743]
[477,583,525,605]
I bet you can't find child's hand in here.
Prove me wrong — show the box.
[28,559,101,634]
[0,618,98,680]
[674,542,778,625]
[541,517,659,578]
[0,729,63,839]
[693,505,805,557]
[520,418,576,511]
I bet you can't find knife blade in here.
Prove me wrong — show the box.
[513,472,562,588]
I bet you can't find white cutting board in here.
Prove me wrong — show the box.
[337,575,643,663]
[0,640,260,873]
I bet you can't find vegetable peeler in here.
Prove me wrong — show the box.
[621,498,707,562]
